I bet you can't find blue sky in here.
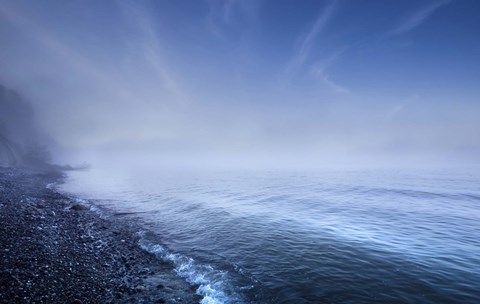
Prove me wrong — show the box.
[0,0,479,168]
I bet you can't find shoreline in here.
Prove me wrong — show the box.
[0,167,201,304]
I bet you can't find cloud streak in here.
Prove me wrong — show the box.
[311,47,349,93]
[284,0,337,77]
[390,0,451,36]
[0,1,191,147]
[206,0,261,38]
[118,2,187,103]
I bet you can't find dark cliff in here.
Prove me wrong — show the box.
[0,84,50,168]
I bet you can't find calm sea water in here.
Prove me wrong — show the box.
[60,168,480,304]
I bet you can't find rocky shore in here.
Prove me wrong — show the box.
[0,167,201,304]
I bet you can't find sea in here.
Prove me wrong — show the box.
[59,167,480,304]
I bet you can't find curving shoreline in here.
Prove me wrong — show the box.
[0,167,201,304]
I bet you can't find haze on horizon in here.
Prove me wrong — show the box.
[1,0,479,170]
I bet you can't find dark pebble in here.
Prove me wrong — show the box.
[69,203,89,211]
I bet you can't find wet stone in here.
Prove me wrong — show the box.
[69,203,89,211]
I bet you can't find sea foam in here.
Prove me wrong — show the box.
[138,232,242,304]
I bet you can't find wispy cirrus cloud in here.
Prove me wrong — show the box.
[389,0,451,36]
[206,0,261,38]
[0,1,185,105]
[311,47,349,93]
[117,1,187,103]
[385,94,420,121]
[0,3,137,103]
[284,0,337,77]
[0,1,191,146]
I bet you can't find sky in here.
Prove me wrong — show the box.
[0,0,479,169]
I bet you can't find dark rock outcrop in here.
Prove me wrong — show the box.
[0,84,51,168]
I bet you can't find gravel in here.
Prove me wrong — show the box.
[0,167,201,304]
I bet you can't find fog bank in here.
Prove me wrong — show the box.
[1,0,479,170]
